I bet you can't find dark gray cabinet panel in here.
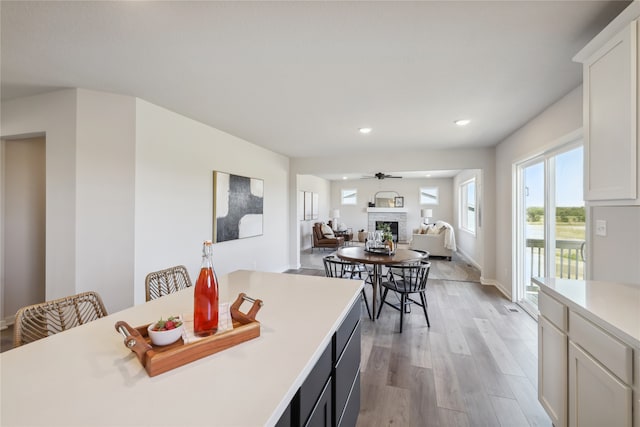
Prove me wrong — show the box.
[335,322,361,424]
[286,299,361,427]
[338,371,360,427]
[334,301,360,359]
[275,402,292,427]
[300,343,332,423]
[305,378,333,427]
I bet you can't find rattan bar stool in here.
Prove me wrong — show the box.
[145,265,192,302]
[14,291,108,347]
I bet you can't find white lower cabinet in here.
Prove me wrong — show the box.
[568,341,633,427]
[538,315,567,427]
[537,287,638,427]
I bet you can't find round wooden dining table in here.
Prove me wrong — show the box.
[336,246,428,320]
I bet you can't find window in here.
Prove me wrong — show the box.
[341,189,357,205]
[419,187,439,205]
[460,179,476,234]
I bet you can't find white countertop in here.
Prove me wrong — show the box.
[0,270,363,427]
[533,277,640,348]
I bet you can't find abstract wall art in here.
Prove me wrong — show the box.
[213,171,264,243]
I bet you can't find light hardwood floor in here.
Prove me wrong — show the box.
[286,268,551,427]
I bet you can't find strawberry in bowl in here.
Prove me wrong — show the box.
[148,316,184,346]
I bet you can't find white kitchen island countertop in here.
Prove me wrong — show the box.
[0,270,363,427]
[532,277,640,348]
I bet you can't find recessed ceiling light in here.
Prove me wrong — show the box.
[359,127,372,134]
[342,176,347,180]
[454,119,470,126]
[426,174,431,177]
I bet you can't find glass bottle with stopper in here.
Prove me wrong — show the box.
[194,240,219,336]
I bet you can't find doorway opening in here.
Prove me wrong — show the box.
[1,136,46,327]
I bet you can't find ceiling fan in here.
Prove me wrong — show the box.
[362,172,402,180]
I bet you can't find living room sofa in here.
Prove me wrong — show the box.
[409,222,455,260]
[312,222,344,251]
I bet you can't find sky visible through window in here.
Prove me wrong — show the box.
[526,147,584,207]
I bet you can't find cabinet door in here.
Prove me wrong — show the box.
[538,316,567,427]
[568,342,632,427]
[584,20,637,201]
[305,378,332,427]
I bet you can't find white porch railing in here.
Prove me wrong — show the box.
[526,238,586,280]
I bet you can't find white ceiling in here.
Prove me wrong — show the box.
[1,1,631,160]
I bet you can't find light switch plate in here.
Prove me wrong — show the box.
[595,220,607,237]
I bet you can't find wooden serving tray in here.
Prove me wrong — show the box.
[115,293,263,377]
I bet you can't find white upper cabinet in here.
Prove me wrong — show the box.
[574,1,640,205]
[581,20,638,203]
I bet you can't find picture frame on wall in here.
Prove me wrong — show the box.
[303,191,312,220]
[298,191,305,220]
[312,193,319,219]
[213,171,264,243]
[394,196,404,208]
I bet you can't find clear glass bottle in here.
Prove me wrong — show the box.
[194,240,219,336]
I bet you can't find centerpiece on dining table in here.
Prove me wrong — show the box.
[365,224,395,255]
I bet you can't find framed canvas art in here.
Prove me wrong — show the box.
[213,171,264,242]
[312,192,319,219]
[304,191,312,220]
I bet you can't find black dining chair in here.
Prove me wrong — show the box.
[323,255,372,320]
[377,262,431,332]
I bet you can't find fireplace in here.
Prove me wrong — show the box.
[367,208,408,242]
[376,221,399,242]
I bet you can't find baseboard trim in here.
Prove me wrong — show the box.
[1,316,14,330]
[456,249,481,271]
[480,277,511,299]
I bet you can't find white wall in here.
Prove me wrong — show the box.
[134,99,290,305]
[329,177,454,241]
[1,90,78,309]
[75,89,136,312]
[2,90,291,314]
[297,175,331,251]
[495,86,583,299]
[2,137,46,321]
[590,205,640,284]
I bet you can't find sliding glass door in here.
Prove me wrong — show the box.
[521,160,545,308]
[554,148,586,281]
[516,142,585,313]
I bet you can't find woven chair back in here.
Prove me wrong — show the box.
[14,291,108,347]
[145,265,192,302]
